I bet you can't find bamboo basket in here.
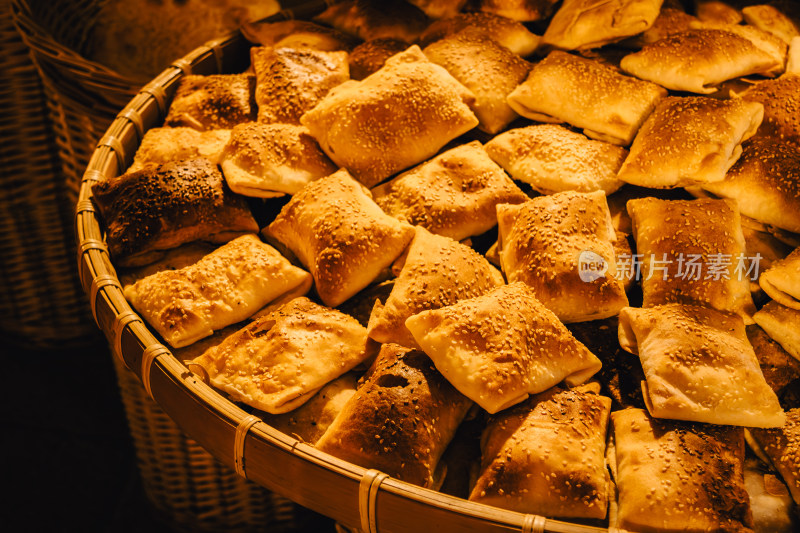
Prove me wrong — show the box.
[74,3,619,533]
[0,0,98,347]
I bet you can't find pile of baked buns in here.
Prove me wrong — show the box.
[90,0,800,531]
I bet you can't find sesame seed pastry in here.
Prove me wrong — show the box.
[164,73,256,130]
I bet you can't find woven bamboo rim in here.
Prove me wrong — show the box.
[75,3,618,532]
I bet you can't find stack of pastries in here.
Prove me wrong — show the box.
[91,0,800,531]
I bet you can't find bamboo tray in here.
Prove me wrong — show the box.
[75,6,620,533]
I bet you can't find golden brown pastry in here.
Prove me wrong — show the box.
[695,0,743,24]
[497,190,628,323]
[371,141,528,241]
[541,0,664,51]
[406,0,467,19]
[760,247,800,309]
[258,372,359,445]
[315,343,473,488]
[419,11,540,56]
[742,456,799,533]
[91,158,259,267]
[128,127,230,172]
[423,30,531,134]
[190,297,373,413]
[742,4,800,45]
[625,7,699,47]
[611,408,754,533]
[241,19,359,51]
[618,304,785,427]
[348,38,410,80]
[689,21,788,77]
[164,74,256,130]
[469,387,611,519]
[738,74,800,148]
[754,300,800,362]
[314,0,430,42]
[788,36,800,73]
[267,169,415,307]
[626,197,756,320]
[251,46,349,125]
[748,408,800,505]
[473,0,558,22]
[405,282,603,414]
[620,29,782,94]
[618,96,763,188]
[301,45,479,188]
[485,124,627,194]
[702,137,800,234]
[507,51,667,146]
[367,226,505,349]
[123,235,312,348]
[219,122,336,197]
[747,324,800,392]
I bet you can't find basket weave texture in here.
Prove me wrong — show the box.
[0,0,97,347]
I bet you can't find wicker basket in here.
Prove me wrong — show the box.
[74,4,613,533]
[0,0,98,348]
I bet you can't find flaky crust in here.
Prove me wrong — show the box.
[507,51,667,146]
[367,226,505,349]
[497,190,628,323]
[314,0,430,42]
[618,304,785,427]
[315,344,472,488]
[191,297,373,413]
[371,140,528,240]
[91,158,258,267]
[241,20,359,51]
[754,300,800,363]
[739,74,800,148]
[219,122,336,197]
[267,169,415,307]
[746,324,800,392]
[251,46,349,125]
[760,246,800,308]
[626,197,755,320]
[618,96,763,188]
[164,74,256,130]
[749,408,800,505]
[301,45,479,187]
[348,38,410,80]
[612,408,754,533]
[419,11,540,56]
[129,127,230,172]
[406,282,602,414]
[470,388,611,519]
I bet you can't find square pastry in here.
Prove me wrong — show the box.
[164,74,256,130]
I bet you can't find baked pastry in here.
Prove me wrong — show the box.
[423,30,531,134]
[742,4,800,45]
[754,300,800,362]
[695,0,742,25]
[367,226,505,349]
[418,11,540,56]
[405,282,603,414]
[620,29,782,94]
[348,38,410,80]
[701,137,800,234]
[405,0,467,19]
[300,45,479,187]
[315,343,473,488]
[617,96,763,188]
[626,197,755,320]
[267,169,415,307]
[743,456,798,533]
[219,122,337,197]
[128,127,231,172]
[507,51,667,146]
[747,408,800,505]
[789,36,800,73]
[485,124,627,194]
[611,407,754,533]
[258,372,359,445]
[760,247,800,309]
[541,0,664,51]
[469,387,611,519]
[190,297,373,413]
[91,158,259,267]
[624,6,699,47]
[371,140,528,241]
[473,0,558,22]
[618,303,785,427]
[124,235,312,348]
[251,46,349,125]
[738,74,800,148]
[164,74,256,130]
[496,190,629,323]
[241,19,359,51]
[747,324,800,392]
[314,0,429,42]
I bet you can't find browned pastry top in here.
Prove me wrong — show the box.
[164,74,256,130]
